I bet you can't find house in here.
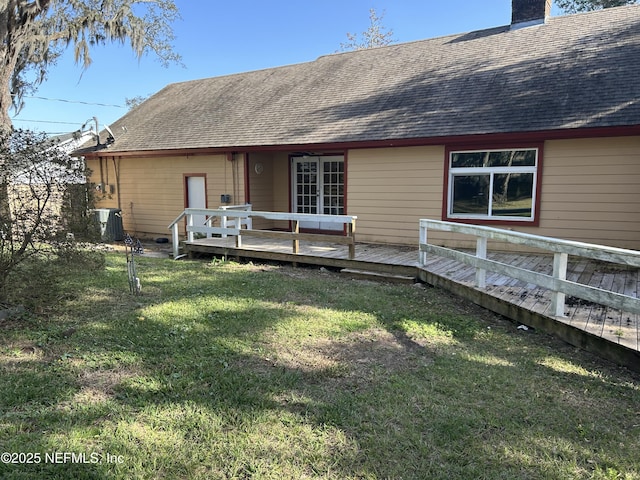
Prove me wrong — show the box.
[12,129,94,184]
[79,0,640,251]
[7,128,97,240]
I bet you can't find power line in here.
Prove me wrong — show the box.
[12,118,87,126]
[13,94,126,108]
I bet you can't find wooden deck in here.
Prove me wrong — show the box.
[185,236,419,277]
[184,236,640,365]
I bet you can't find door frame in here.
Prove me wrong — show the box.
[290,154,346,232]
[183,173,208,235]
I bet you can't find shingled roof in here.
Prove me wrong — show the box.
[92,5,640,154]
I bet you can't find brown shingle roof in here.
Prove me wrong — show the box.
[94,5,640,154]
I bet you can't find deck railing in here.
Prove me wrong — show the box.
[218,204,253,236]
[169,208,357,259]
[419,219,640,317]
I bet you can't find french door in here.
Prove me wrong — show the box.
[292,156,344,231]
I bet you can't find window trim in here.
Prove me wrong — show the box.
[442,143,543,226]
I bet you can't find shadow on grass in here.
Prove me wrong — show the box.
[1,255,639,479]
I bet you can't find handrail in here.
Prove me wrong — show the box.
[420,220,640,267]
[169,208,357,259]
[218,204,253,236]
[419,219,640,317]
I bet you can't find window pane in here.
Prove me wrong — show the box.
[451,152,485,168]
[488,150,536,167]
[452,175,489,215]
[452,149,536,168]
[491,173,534,217]
[487,151,513,167]
[513,150,536,166]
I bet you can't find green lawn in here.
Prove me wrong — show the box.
[1,252,639,479]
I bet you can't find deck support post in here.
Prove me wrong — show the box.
[551,252,568,317]
[475,236,487,288]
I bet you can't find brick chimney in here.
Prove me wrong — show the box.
[511,0,552,29]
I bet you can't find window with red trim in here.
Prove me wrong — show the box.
[445,148,539,223]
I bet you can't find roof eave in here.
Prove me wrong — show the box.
[80,124,640,159]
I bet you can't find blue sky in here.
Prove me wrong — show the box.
[11,0,564,135]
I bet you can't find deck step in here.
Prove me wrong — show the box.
[340,268,416,284]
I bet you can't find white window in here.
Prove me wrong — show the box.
[447,148,538,222]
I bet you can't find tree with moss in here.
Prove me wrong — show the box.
[0,1,180,306]
[339,8,396,52]
[556,0,637,13]
[0,0,181,130]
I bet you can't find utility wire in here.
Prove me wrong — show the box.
[12,118,87,125]
[12,94,126,109]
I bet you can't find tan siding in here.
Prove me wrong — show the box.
[86,135,639,250]
[271,153,292,230]
[348,146,445,245]
[536,137,640,249]
[86,158,118,209]
[247,152,275,230]
[272,153,290,212]
[347,138,640,250]
[88,154,237,238]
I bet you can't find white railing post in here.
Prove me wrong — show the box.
[205,216,213,239]
[186,212,194,242]
[551,252,568,317]
[221,214,228,238]
[171,222,180,258]
[419,223,427,266]
[475,236,487,288]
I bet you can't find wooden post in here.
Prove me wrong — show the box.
[292,220,299,254]
[475,236,487,288]
[348,219,356,260]
[235,215,242,248]
[551,252,568,317]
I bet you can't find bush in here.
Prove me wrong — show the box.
[0,128,98,303]
[1,246,105,311]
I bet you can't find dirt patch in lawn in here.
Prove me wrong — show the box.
[266,327,433,385]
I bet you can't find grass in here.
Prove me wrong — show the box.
[1,251,639,479]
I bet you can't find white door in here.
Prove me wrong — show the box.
[186,176,207,234]
[292,156,344,231]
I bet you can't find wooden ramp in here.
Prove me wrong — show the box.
[419,252,639,353]
[183,237,640,368]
